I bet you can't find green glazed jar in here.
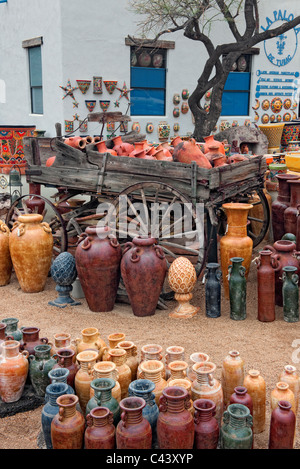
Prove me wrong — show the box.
[86,378,120,426]
[282,266,299,323]
[29,344,58,396]
[1,317,22,341]
[220,403,253,449]
[228,257,246,321]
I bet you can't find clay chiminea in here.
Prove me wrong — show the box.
[172,138,212,169]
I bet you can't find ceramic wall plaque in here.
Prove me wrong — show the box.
[173,123,180,133]
[64,120,74,133]
[99,100,110,112]
[146,122,154,134]
[93,76,103,94]
[79,120,88,133]
[104,81,118,95]
[173,107,180,118]
[132,122,141,133]
[271,97,283,113]
[85,100,96,113]
[76,80,91,94]
[157,121,170,141]
[181,102,189,114]
[173,93,181,105]
[182,89,189,100]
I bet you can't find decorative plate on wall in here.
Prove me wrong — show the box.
[276,115,282,122]
[153,53,163,68]
[181,102,189,114]
[271,97,283,113]
[173,93,181,105]
[138,51,151,67]
[182,89,189,100]
[284,98,292,110]
[283,112,291,122]
[270,114,276,122]
[132,122,141,133]
[173,107,180,118]
[254,112,259,122]
[261,114,270,124]
[252,99,260,110]
[146,122,154,133]
[173,123,180,133]
[262,99,270,111]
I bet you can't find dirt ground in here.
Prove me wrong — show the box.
[0,243,300,450]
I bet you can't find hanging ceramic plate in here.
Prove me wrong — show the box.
[205,90,212,101]
[254,112,259,122]
[291,101,298,110]
[283,112,291,122]
[173,123,180,133]
[262,99,270,111]
[276,115,282,122]
[153,53,163,68]
[270,114,276,123]
[261,114,269,124]
[173,107,180,118]
[252,99,260,110]
[182,89,189,100]
[284,98,292,110]
[146,122,154,133]
[138,51,151,67]
[292,112,297,120]
[173,93,181,105]
[271,97,283,113]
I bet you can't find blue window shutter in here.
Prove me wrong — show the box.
[28,46,43,114]
[131,67,166,88]
[131,89,165,116]
[221,91,250,116]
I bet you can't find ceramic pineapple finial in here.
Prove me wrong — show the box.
[168,256,200,319]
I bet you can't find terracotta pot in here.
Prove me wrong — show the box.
[112,135,134,156]
[85,407,116,449]
[269,400,296,449]
[52,348,79,389]
[203,135,225,155]
[0,220,12,286]
[0,340,29,402]
[263,240,300,307]
[42,382,69,449]
[138,343,165,379]
[187,352,210,383]
[9,214,53,293]
[165,346,185,380]
[121,237,167,317]
[166,360,188,383]
[228,154,248,163]
[279,365,300,412]
[116,396,152,449]
[49,332,77,362]
[157,386,194,449]
[221,350,245,408]
[116,340,138,381]
[96,140,117,156]
[220,203,253,298]
[139,360,167,406]
[205,144,223,163]
[106,348,131,400]
[255,250,276,322]
[229,386,253,415]
[91,361,121,402]
[167,378,194,415]
[272,174,300,241]
[284,180,300,235]
[102,332,126,361]
[172,138,212,168]
[191,361,224,426]
[193,399,219,449]
[75,226,122,312]
[51,394,85,449]
[243,369,266,434]
[75,327,107,361]
[153,149,172,161]
[171,136,183,148]
[75,350,99,414]
[64,136,86,150]
[212,154,227,167]
[271,382,296,416]
[19,327,48,356]
[24,183,45,215]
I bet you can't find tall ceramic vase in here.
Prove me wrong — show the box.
[116,396,152,449]
[75,350,99,414]
[75,226,122,312]
[0,220,12,286]
[85,407,116,449]
[272,174,300,241]
[256,250,276,322]
[121,236,168,317]
[204,263,222,318]
[0,340,29,403]
[91,361,121,402]
[86,377,120,425]
[220,403,253,449]
[282,266,299,323]
[128,379,159,436]
[269,400,296,449]
[243,369,266,434]
[193,399,219,449]
[279,365,300,412]
[228,257,247,321]
[221,350,245,408]
[51,394,85,449]
[284,180,300,236]
[220,203,253,299]
[9,214,53,293]
[41,382,69,449]
[75,327,107,361]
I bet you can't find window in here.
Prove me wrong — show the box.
[130,46,167,116]
[28,45,43,114]
[221,54,252,116]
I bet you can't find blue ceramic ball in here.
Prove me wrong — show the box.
[50,252,77,286]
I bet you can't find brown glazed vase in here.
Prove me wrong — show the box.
[139,360,167,406]
[220,203,253,298]
[116,397,152,449]
[51,394,85,449]
[157,386,194,449]
[75,350,99,414]
[0,220,12,286]
[187,352,210,383]
[268,400,296,449]
[9,214,53,293]
[49,332,77,361]
[172,137,212,168]
[137,343,165,379]
[279,365,300,412]
[229,386,253,415]
[116,341,139,381]
[165,346,185,380]
[270,382,296,416]
[102,333,126,361]
[106,348,131,400]
[221,350,245,408]
[19,327,48,356]
[272,174,300,241]
[193,399,219,449]
[256,250,276,322]
[85,407,115,449]
[243,369,266,434]
[0,340,29,403]
[24,183,45,215]
[264,240,300,307]
[284,180,300,236]
[75,327,107,361]
[52,348,79,389]
[167,378,194,415]
[75,226,122,312]
[121,237,168,317]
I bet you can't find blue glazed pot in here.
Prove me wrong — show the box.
[128,379,159,443]
[41,383,69,449]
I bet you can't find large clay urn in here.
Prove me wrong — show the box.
[139,360,167,406]
[255,250,276,322]
[203,135,225,155]
[102,332,126,361]
[220,203,253,298]
[264,239,300,307]
[284,180,300,236]
[0,340,29,403]
[96,140,117,156]
[193,399,219,449]
[75,226,122,312]
[0,220,12,286]
[272,174,300,241]
[75,327,107,361]
[269,400,296,449]
[19,327,48,356]
[116,396,152,449]
[75,350,99,414]
[121,236,168,317]
[106,348,132,400]
[85,407,116,449]
[24,183,45,215]
[172,138,212,168]
[51,394,85,449]
[9,214,53,293]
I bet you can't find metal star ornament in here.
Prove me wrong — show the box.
[116,82,132,101]
[60,79,79,107]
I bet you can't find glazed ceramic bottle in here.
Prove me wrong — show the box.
[0,220,12,286]
[85,407,116,449]
[28,344,58,396]
[48,368,74,395]
[256,250,276,322]
[41,382,69,449]
[167,378,194,415]
[75,350,99,414]
[268,400,296,449]
[220,203,253,299]
[128,379,159,436]
[243,370,266,434]
[116,396,152,449]
[187,352,210,383]
[106,348,132,400]
[272,174,300,241]
[91,361,121,402]
[270,382,296,416]
[52,348,79,389]
[204,263,222,318]
[75,327,107,361]
[229,386,253,416]
[165,346,185,380]
[191,362,224,426]
[1,317,22,341]
[75,226,122,312]
[51,394,85,449]
[139,360,167,406]
[102,332,125,361]
[221,351,245,407]
[0,340,29,403]
[220,403,253,449]
[20,327,48,356]
[138,343,165,379]
[228,258,247,320]
[9,214,53,292]
[49,332,77,361]
[279,365,300,412]
[116,340,139,381]
[157,387,194,449]
[121,236,168,317]
[284,179,300,235]
[86,378,120,425]
[282,266,299,323]
[193,399,219,449]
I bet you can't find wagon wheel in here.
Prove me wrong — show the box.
[5,194,68,256]
[106,181,206,300]
[218,188,270,248]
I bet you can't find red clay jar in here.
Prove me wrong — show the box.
[0,340,29,403]
[157,386,194,449]
[85,407,116,449]
[229,386,253,415]
[272,174,300,242]
[268,400,296,449]
[171,136,183,148]
[96,140,117,156]
[193,399,219,449]
[52,348,79,389]
[116,396,152,449]
[75,226,122,312]
[284,180,300,236]
[203,135,225,155]
[51,394,85,449]
[255,250,276,322]
[112,136,134,156]
[64,136,86,150]
[20,327,48,356]
[121,236,168,317]
[172,138,212,169]
[25,183,45,215]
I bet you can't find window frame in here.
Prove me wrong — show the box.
[22,37,44,115]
